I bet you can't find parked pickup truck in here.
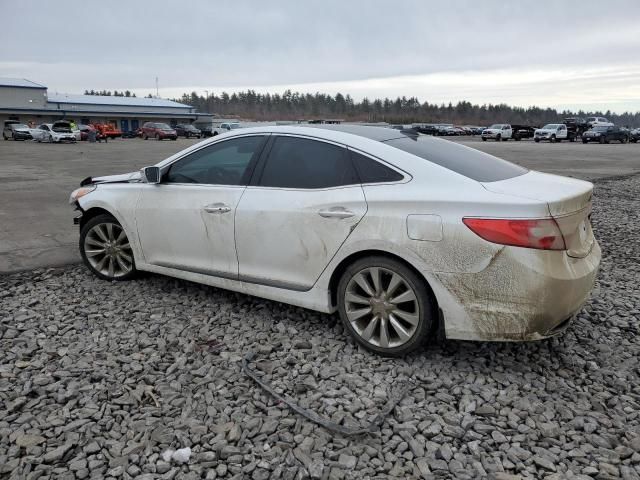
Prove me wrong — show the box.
[481,124,512,141]
[534,123,576,143]
[212,121,241,136]
[582,126,629,144]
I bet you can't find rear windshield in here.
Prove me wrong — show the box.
[384,137,528,182]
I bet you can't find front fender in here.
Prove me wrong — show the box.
[77,187,143,265]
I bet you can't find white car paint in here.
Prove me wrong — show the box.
[481,124,512,141]
[212,122,241,136]
[534,123,569,142]
[73,125,600,342]
[586,116,614,128]
[31,123,76,143]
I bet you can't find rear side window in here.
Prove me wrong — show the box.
[384,137,527,182]
[258,136,358,188]
[351,151,404,183]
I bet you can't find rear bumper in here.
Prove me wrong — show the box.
[436,240,601,341]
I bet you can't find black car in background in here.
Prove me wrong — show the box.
[511,125,537,141]
[630,128,640,143]
[174,124,202,138]
[582,126,629,144]
[563,117,589,137]
[413,125,439,135]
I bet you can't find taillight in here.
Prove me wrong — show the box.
[462,217,566,250]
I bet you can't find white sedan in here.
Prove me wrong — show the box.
[32,123,76,143]
[69,125,600,355]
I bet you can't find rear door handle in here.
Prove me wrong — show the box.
[318,207,355,219]
[204,203,231,214]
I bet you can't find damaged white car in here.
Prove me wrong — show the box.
[69,125,600,356]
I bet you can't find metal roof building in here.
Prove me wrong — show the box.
[0,77,211,132]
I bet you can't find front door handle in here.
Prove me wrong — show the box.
[204,203,231,214]
[318,207,355,219]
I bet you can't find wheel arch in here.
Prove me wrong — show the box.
[79,206,114,231]
[327,249,440,315]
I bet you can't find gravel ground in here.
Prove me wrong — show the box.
[1,174,639,480]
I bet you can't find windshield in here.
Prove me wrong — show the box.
[593,126,609,132]
[488,124,503,129]
[542,124,560,129]
[384,136,527,182]
[156,123,172,129]
[12,124,28,129]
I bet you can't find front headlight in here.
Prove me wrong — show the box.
[69,185,97,204]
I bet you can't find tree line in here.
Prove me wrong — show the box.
[173,90,640,127]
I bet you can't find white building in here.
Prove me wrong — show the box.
[0,77,212,131]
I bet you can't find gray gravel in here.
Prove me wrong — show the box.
[1,174,640,480]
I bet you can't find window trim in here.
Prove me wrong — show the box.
[249,134,360,191]
[160,134,269,187]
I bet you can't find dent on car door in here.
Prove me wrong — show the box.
[235,135,367,291]
[134,135,267,277]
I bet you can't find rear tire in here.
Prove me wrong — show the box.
[582,139,588,144]
[80,214,137,281]
[337,256,434,357]
[156,134,161,140]
[599,137,605,144]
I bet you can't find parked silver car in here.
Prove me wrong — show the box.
[69,125,600,355]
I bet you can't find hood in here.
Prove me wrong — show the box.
[89,171,141,184]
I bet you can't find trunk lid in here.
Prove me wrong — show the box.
[482,171,594,258]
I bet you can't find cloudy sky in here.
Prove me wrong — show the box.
[2,1,640,112]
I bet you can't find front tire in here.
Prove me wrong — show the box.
[550,134,556,143]
[337,256,434,357]
[481,137,487,141]
[496,134,501,142]
[80,214,137,281]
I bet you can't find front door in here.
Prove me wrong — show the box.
[135,135,267,277]
[131,119,139,131]
[120,119,129,132]
[235,135,367,290]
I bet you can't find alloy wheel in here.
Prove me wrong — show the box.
[83,222,134,279]
[343,267,420,349]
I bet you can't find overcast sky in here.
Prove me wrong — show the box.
[2,1,640,112]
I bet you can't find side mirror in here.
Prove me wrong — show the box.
[142,166,160,184]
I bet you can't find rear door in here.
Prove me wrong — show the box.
[135,135,267,276]
[235,135,367,290]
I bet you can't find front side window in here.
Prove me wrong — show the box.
[258,136,358,189]
[165,135,265,185]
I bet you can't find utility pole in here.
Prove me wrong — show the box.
[155,77,159,98]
